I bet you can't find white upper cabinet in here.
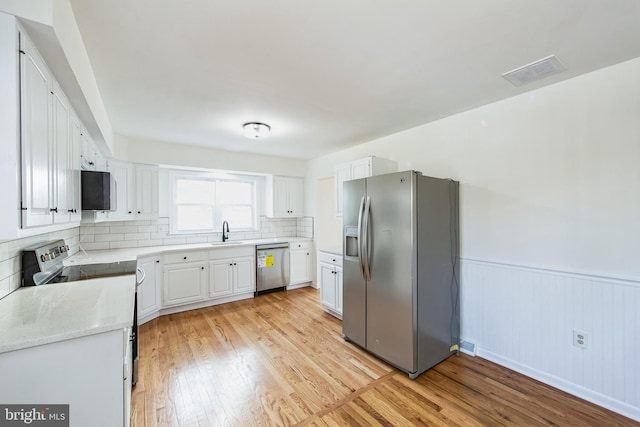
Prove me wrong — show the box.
[51,81,72,224]
[105,159,136,220]
[92,160,159,222]
[68,111,82,222]
[135,163,159,219]
[17,25,85,232]
[266,175,304,218]
[334,157,397,217]
[1,16,94,237]
[80,131,96,171]
[20,31,54,228]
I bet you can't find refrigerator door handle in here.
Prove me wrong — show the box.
[363,196,372,282]
[357,196,366,279]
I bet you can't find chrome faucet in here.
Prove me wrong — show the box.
[222,221,229,242]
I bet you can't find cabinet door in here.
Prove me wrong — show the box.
[52,82,71,224]
[20,35,53,228]
[334,164,350,217]
[234,256,255,293]
[80,126,96,170]
[163,262,206,306]
[271,177,291,217]
[350,158,371,180]
[68,112,82,222]
[135,164,159,219]
[288,177,304,216]
[138,257,161,320]
[290,249,312,285]
[267,176,304,217]
[106,160,135,220]
[209,259,233,298]
[319,263,337,310]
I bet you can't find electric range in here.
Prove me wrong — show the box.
[21,240,137,286]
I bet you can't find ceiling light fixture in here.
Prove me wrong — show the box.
[243,122,271,139]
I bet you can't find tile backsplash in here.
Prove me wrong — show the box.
[0,227,80,299]
[0,217,313,300]
[78,216,314,251]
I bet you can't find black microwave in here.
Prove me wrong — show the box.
[81,170,117,211]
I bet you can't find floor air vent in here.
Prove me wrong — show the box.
[459,340,477,356]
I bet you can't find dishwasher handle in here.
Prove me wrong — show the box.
[256,242,290,250]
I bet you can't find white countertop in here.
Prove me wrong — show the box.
[1,237,311,354]
[0,276,135,354]
[318,246,343,256]
[65,237,313,265]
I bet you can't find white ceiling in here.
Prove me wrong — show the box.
[69,0,640,160]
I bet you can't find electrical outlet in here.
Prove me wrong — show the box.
[573,330,588,349]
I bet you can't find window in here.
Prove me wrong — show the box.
[170,172,257,234]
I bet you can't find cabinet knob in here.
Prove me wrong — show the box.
[156,260,160,263]
[128,211,132,214]
[201,267,204,270]
[50,207,58,213]
[183,256,187,260]
[138,211,141,214]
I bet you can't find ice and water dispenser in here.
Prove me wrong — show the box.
[344,226,359,258]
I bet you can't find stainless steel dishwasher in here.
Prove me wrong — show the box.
[256,242,290,295]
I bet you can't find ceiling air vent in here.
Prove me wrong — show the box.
[502,55,566,87]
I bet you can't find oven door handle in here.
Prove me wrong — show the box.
[136,267,146,287]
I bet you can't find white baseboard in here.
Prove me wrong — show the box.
[477,347,640,422]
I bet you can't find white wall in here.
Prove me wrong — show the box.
[306,57,640,420]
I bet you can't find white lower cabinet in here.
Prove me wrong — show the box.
[158,247,256,313]
[209,259,234,298]
[137,255,161,323]
[162,251,207,307]
[209,247,255,298]
[318,251,343,318]
[0,328,132,427]
[289,240,313,286]
[234,256,255,293]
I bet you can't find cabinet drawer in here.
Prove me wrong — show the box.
[318,251,342,267]
[164,250,206,264]
[290,240,311,250]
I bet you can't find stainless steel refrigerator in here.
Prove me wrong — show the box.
[342,170,459,379]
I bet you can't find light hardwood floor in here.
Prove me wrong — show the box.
[131,287,635,426]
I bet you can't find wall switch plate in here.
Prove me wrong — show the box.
[573,330,588,349]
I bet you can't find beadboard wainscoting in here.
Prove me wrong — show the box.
[0,228,80,299]
[79,216,314,251]
[460,258,640,421]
